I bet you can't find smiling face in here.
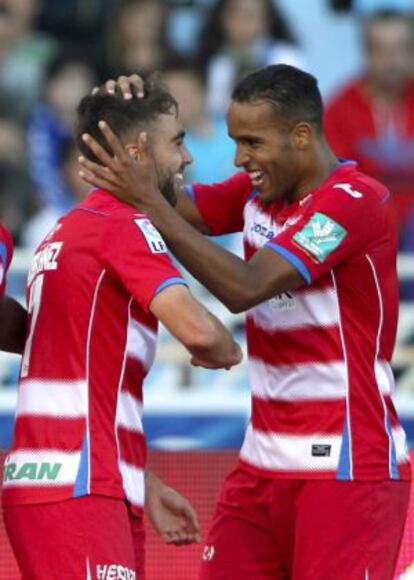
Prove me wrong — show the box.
[127,112,193,205]
[227,99,306,203]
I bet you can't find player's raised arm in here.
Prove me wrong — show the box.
[149,284,242,369]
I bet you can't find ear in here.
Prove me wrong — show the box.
[125,143,141,161]
[292,122,313,151]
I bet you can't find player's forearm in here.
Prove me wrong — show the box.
[174,188,211,235]
[145,198,258,313]
[187,311,242,368]
[0,296,27,354]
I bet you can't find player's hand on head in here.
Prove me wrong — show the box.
[145,475,201,546]
[92,74,144,99]
[79,122,161,211]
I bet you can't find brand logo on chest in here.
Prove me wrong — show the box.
[269,291,296,312]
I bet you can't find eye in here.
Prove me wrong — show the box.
[245,138,260,147]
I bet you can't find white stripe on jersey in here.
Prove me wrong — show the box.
[249,358,393,402]
[366,254,396,479]
[16,379,88,418]
[243,202,281,249]
[392,425,410,463]
[240,424,342,472]
[3,450,80,486]
[331,270,353,480]
[119,460,145,507]
[116,392,143,433]
[248,287,339,331]
[249,358,347,401]
[86,269,106,495]
[127,318,157,371]
[374,360,395,396]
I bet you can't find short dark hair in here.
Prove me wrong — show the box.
[75,77,177,163]
[232,64,323,131]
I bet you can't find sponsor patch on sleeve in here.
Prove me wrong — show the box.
[292,212,347,262]
[134,218,167,254]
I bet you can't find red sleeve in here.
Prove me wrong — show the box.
[265,182,388,284]
[0,224,14,297]
[188,172,253,235]
[103,215,187,312]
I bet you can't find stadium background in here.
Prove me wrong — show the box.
[2,0,414,578]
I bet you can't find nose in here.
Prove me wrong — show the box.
[182,145,193,166]
[234,144,249,168]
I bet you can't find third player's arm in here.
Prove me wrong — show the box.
[0,296,27,354]
[149,284,242,368]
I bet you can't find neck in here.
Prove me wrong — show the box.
[290,139,339,203]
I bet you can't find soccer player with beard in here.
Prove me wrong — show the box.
[79,65,410,580]
[2,80,242,579]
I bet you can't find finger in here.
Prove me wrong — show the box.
[78,155,117,183]
[163,530,183,545]
[105,79,116,94]
[91,86,99,95]
[126,73,144,98]
[81,132,119,171]
[98,121,131,163]
[182,505,200,533]
[172,532,200,546]
[79,169,113,191]
[117,75,134,100]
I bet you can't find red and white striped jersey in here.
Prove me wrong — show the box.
[3,189,186,510]
[0,223,13,297]
[189,162,411,481]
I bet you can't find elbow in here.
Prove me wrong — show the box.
[185,325,219,353]
[224,290,258,314]
[226,300,248,314]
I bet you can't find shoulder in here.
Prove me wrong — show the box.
[310,167,390,233]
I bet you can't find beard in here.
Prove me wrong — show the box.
[159,173,184,207]
[160,178,177,207]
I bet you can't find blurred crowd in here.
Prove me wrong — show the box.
[1,0,414,286]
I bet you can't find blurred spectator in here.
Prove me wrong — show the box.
[0,0,56,121]
[0,105,33,239]
[324,10,414,250]
[27,51,96,214]
[197,0,304,116]
[22,141,89,250]
[162,60,235,183]
[36,0,114,77]
[108,0,179,78]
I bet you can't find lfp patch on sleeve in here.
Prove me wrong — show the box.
[293,212,347,262]
[135,218,167,254]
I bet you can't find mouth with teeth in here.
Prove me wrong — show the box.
[248,169,265,187]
